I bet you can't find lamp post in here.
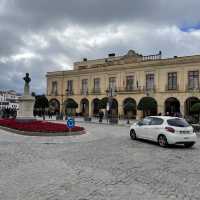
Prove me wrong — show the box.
[106,87,116,123]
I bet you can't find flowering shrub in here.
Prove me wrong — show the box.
[0,119,84,133]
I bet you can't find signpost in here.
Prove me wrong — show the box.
[66,117,75,133]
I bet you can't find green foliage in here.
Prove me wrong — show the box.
[124,102,136,111]
[100,97,108,109]
[137,97,157,111]
[65,99,78,108]
[31,92,36,97]
[191,103,200,113]
[34,95,49,109]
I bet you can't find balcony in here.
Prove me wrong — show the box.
[80,89,89,96]
[165,84,179,92]
[117,86,143,94]
[143,85,156,93]
[50,91,58,96]
[186,84,200,92]
[91,88,101,95]
[106,88,118,97]
[65,90,74,96]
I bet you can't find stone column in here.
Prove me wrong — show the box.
[118,103,123,119]
[158,104,165,115]
[136,110,143,120]
[89,102,93,117]
[180,104,185,117]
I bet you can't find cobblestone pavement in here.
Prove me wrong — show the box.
[0,123,200,200]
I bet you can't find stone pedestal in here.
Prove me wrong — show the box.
[17,73,35,119]
[17,95,35,118]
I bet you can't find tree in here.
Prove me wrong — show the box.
[137,97,157,117]
[124,101,135,112]
[65,99,78,116]
[124,101,135,123]
[34,95,49,120]
[100,97,109,109]
[31,92,36,97]
[191,103,200,122]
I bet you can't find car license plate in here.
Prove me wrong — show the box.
[180,131,190,134]
[184,137,189,139]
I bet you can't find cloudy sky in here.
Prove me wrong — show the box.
[0,0,200,94]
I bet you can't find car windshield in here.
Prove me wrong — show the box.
[167,118,190,127]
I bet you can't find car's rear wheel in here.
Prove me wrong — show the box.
[184,142,195,148]
[158,135,168,147]
[130,129,137,140]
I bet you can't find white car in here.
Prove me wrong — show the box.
[130,116,197,147]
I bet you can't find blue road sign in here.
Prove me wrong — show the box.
[66,117,75,128]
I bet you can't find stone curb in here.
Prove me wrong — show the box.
[75,120,131,127]
[0,126,86,136]
[40,118,134,127]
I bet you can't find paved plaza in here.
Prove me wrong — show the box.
[0,122,200,200]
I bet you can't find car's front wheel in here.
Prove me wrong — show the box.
[130,129,137,140]
[184,142,195,148]
[158,135,168,147]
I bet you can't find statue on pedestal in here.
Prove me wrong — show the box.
[23,73,31,95]
[17,73,35,119]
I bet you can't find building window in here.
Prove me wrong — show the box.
[126,76,134,90]
[188,71,199,89]
[146,74,154,90]
[82,79,88,95]
[168,72,177,90]
[109,77,116,90]
[67,80,73,95]
[51,81,58,95]
[94,78,100,92]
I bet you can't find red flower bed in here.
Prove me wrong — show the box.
[0,118,84,133]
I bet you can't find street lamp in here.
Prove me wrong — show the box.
[106,87,117,123]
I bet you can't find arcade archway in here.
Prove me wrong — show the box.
[185,97,200,117]
[138,97,157,117]
[49,99,60,114]
[64,98,78,116]
[91,98,101,117]
[80,98,89,116]
[165,97,180,116]
[123,98,137,119]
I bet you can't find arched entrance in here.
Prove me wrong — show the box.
[100,97,109,109]
[137,97,157,117]
[64,98,78,116]
[123,98,137,119]
[91,98,101,117]
[80,98,89,116]
[185,97,200,117]
[49,99,60,114]
[165,97,180,116]
[99,97,118,118]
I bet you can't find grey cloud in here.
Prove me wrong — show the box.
[11,0,200,28]
[0,0,200,94]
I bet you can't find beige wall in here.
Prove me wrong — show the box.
[46,54,200,117]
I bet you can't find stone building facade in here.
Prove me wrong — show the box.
[0,90,20,110]
[46,50,200,119]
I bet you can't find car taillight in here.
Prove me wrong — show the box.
[165,127,175,133]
